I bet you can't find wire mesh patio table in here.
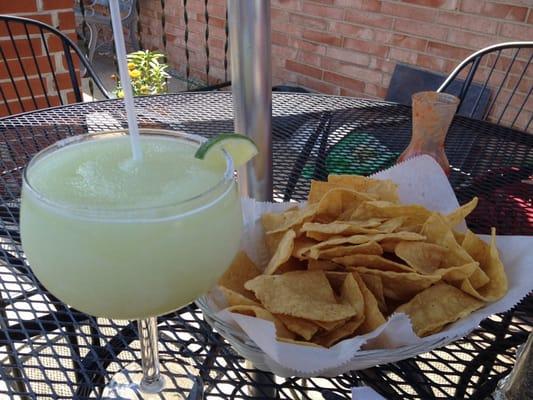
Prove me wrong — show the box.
[0,92,531,399]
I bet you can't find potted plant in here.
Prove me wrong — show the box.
[113,50,169,97]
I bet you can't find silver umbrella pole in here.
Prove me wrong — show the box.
[228,0,272,201]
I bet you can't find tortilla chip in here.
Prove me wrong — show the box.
[339,273,365,317]
[275,257,307,274]
[313,319,347,331]
[293,237,320,259]
[277,337,323,347]
[459,228,508,302]
[264,229,296,274]
[218,251,262,299]
[350,267,441,301]
[227,305,295,339]
[445,197,478,228]
[276,314,319,341]
[421,213,475,267]
[316,188,375,221]
[328,175,399,202]
[333,254,413,273]
[262,205,317,234]
[308,259,342,271]
[244,271,357,321]
[351,272,386,334]
[261,206,298,232]
[359,274,387,314]
[315,241,383,260]
[312,315,364,347]
[394,242,448,274]
[302,221,381,241]
[265,231,286,257]
[303,232,425,260]
[377,217,406,233]
[435,261,480,282]
[395,283,485,337]
[219,286,260,307]
[353,201,431,225]
[313,269,367,346]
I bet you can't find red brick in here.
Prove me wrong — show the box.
[0,14,54,36]
[459,0,482,14]
[418,54,454,73]
[400,0,458,10]
[297,50,323,67]
[289,13,328,30]
[345,10,393,29]
[528,10,533,25]
[296,75,339,94]
[427,42,471,60]
[0,56,55,80]
[272,31,289,46]
[322,57,383,84]
[343,38,389,57]
[364,82,388,98]
[0,38,43,59]
[436,11,498,34]
[481,2,528,22]
[302,3,344,20]
[288,38,327,55]
[303,30,342,47]
[329,22,374,40]
[351,0,382,12]
[389,34,428,51]
[389,47,418,65]
[55,72,79,92]
[0,2,38,13]
[446,30,496,50]
[394,18,448,40]
[324,71,365,92]
[58,11,77,31]
[500,22,533,41]
[369,56,396,74]
[381,2,436,21]
[285,59,323,80]
[326,46,370,66]
[272,9,289,24]
[340,87,366,98]
[42,0,73,10]
[272,44,298,59]
[1,77,49,100]
[272,0,302,11]
[66,90,79,104]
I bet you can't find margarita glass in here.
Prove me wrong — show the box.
[20,129,243,398]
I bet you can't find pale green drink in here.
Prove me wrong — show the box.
[21,130,242,320]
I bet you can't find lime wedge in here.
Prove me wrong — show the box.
[195,133,258,168]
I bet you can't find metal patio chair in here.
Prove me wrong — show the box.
[0,15,110,117]
[437,41,533,132]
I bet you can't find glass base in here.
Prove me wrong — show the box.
[101,357,203,399]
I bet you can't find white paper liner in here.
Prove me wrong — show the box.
[203,155,533,376]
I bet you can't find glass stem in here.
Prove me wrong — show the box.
[138,317,165,393]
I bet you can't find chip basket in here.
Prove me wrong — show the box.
[195,295,472,378]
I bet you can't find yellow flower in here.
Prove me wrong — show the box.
[127,62,136,70]
[129,69,141,79]
[140,85,150,94]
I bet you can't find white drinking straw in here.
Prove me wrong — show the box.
[109,0,142,161]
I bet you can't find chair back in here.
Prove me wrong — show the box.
[438,42,533,132]
[0,15,109,117]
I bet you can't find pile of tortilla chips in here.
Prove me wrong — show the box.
[217,175,508,348]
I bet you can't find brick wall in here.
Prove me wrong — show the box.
[139,0,532,129]
[0,0,79,117]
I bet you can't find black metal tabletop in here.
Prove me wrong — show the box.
[0,92,531,399]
